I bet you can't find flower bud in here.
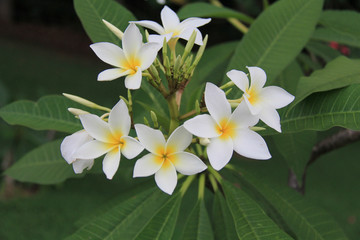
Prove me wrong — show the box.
[102,19,123,40]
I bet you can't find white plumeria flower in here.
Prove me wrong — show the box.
[61,130,95,174]
[133,124,207,195]
[227,67,295,132]
[131,6,211,45]
[90,23,161,89]
[73,99,144,179]
[184,82,271,171]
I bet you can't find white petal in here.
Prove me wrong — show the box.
[133,153,163,177]
[155,161,177,195]
[166,126,192,153]
[247,66,267,89]
[230,101,259,128]
[244,96,263,115]
[72,159,94,174]
[121,136,144,159]
[123,23,143,57]
[61,130,92,164]
[79,114,112,142]
[108,99,131,137]
[179,17,211,29]
[135,124,166,154]
[171,152,207,175]
[148,33,173,44]
[138,42,161,70]
[74,140,112,159]
[97,68,131,81]
[226,69,249,92]
[205,82,231,123]
[178,28,203,45]
[261,86,295,109]
[124,68,142,89]
[161,6,180,31]
[184,114,220,138]
[258,106,282,132]
[233,128,271,159]
[90,42,125,67]
[103,147,121,179]
[130,20,165,35]
[207,137,233,170]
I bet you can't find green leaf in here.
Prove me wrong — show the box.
[66,188,173,240]
[5,140,78,184]
[273,60,303,94]
[236,169,348,240]
[259,84,360,135]
[182,199,214,240]
[271,131,317,183]
[312,10,360,48]
[284,84,360,133]
[135,194,182,240]
[74,0,137,45]
[212,191,238,240]
[225,0,323,95]
[222,180,293,239]
[305,41,341,62]
[0,95,97,133]
[177,3,253,24]
[292,56,360,108]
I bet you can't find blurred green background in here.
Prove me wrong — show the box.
[0,0,359,239]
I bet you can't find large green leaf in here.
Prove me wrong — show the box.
[74,0,136,45]
[177,3,253,24]
[0,95,98,133]
[271,131,317,183]
[292,56,360,108]
[212,191,238,240]
[273,60,303,94]
[134,194,182,240]
[312,10,360,48]
[66,188,172,240]
[4,140,78,184]
[182,199,214,240]
[224,0,323,95]
[222,180,293,239]
[261,84,360,135]
[235,169,348,240]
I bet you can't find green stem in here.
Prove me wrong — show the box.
[180,175,196,197]
[208,166,222,183]
[167,93,180,133]
[208,174,219,192]
[209,0,248,34]
[198,174,206,200]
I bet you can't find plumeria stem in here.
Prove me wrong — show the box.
[208,166,222,183]
[179,107,207,120]
[208,174,219,192]
[198,174,206,200]
[180,175,196,197]
[220,81,235,89]
[209,0,248,34]
[167,94,180,133]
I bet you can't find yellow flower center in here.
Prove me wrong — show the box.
[122,56,141,74]
[155,146,177,169]
[107,132,126,149]
[246,87,259,105]
[216,119,236,139]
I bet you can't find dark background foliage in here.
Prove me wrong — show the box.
[0,0,359,239]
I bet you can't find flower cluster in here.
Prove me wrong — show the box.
[61,6,294,195]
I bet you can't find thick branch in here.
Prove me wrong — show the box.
[289,129,360,194]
